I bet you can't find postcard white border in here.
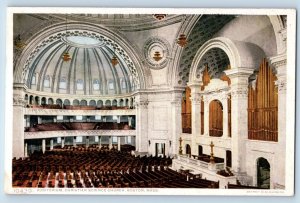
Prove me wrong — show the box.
[5,7,296,196]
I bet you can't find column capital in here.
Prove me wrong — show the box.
[269,54,287,93]
[224,67,254,85]
[190,94,202,105]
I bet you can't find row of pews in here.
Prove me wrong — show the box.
[12,149,219,189]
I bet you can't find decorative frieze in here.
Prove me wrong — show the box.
[24,108,136,116]
[13,96,26,106]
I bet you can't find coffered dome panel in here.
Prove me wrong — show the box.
[26,30,137,96]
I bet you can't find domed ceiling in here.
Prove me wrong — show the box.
[26,29,137,96]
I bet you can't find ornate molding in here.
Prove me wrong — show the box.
[275,79,287,93]
[143,36,171,70]
[25,130,136,139]
[135,101,149,108]
[24,108,136,116]
[230,88,248,99]
[13,96,26,107]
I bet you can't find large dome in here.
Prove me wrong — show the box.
[26,29,137,96]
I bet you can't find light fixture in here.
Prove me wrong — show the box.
[14,34,26,50]
[177,34,188,47]
[62,14,71,62]
[153,51,162,61]
[111,14,119,67]
[153,14,167,20]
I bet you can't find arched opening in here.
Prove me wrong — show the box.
[198,145,203,156]
[89,100,96,106]
[29,95,34,105]
[64,99,70,106]
[41,97,46,105]
[56,99,62,107]
[185,144,191,157]
[97,100,103,108]
[119,99,124,107]
[105,100,111,107]
[35,96,40,105]
[125,99,129,107]
[209,100,223,137]
[80,100,87,106]
[112,99,118,107]
[73,99,79,106]
[48,98,54,105]
[257,157,270,189]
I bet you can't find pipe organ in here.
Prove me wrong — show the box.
[248,59,278,142]
[182,87,192,134]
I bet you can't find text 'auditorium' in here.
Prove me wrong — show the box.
[11,12,289,191]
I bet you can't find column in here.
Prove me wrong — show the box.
[50,139,54,150]
[221,95,229,138]
[170,88,184,156]
[225,68,254,174]
[37,116,42,124]
[135,93,148,153]
[270,54,287,188]
[188,83,202,155]
[203,96,210,136]
[98,136,102,149]
[42,139,46,154]
[25,116,30,127]
[128,117,132,127]
[73,136,77,147]
[108,136,112,149]
[86,136,89,148]
[13,84,26,158]
[61,137,65,148]
[24,142,28,157]
[117,137,121,151]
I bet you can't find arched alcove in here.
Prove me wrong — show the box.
[257,157,270,189]
[209,100,223,137]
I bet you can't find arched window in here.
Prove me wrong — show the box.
[44,75,50,88]
[209,100,223,137]
[31,74,36,85]
[76,79,84,90]
[93,79,100,90]
[120,78,126,89]
[108,80,114,90]
[59,77,67,89]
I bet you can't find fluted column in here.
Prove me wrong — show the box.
[188,83,202,155]
[61,137,65,148]
[203,96,210,137]
[42,139,46,154]
[270,54,287,188]
[86,136,89,148]
[117,137,121,151]
[50,139,54,150]
[221,94,229,138]
[98,136,102,149]
[171,88,184,156]
[109,136,113,149]
[13,84,26,158]
[225,68,254,174]
[135,93,148,153]
[73,136,77,147]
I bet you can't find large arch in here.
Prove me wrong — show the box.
[189,37,265,83]
[13,22,149,90]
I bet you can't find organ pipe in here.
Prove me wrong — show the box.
[248,59,278,142]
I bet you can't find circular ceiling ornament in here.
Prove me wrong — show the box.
[143,36,170,70]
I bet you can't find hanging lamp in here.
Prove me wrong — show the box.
[111,14,119,67]
[62,14,71,62]
[153,14,167,20]
[177,34,188,47]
